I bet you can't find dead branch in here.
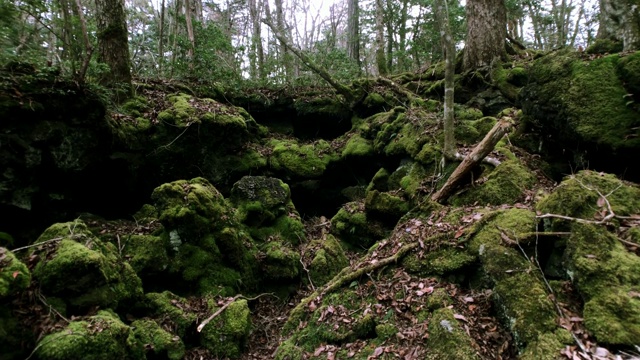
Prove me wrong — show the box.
[197,293,274,332]
[432,116,514,203]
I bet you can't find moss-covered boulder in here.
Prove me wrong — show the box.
[425,308,480,359]
[230,176,305,244]
[261,242,301,280]
[307,234,349,286]
[200,298,251,358]
[520,51,640,178]
[142,291,196,338]
[0,305,33,360]
[0,247,30,298]
[365,190,410,222]
[470,209,558,350]
[371,107,435,158]
[31,221,142,310]
[130,319,185,360]
[451,159,536,206]
[268,138,338,179]
[342,134,375,158]
[331,201,388,248]
[35,310,142,360]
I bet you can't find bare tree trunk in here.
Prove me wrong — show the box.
[346,0,360,70]
[570,0,586,46]
[274,0,292,81]
[73,0,92,82]
[248,0,265,80]
[94,0,132,100]
[375,0,388,76]
[397,0,409,71]
[158,0,165,76]
[170,0,181,78]
[463,0,507,71]
[434,0,457,160]
[184,0,195,67]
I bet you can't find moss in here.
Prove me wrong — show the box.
[262,242,300,280]
[177,243,242,295]
[151,177,231,238]
[416,143,440,165]
[331,202,387,248]
[200,299,251,358]
[269,139,338,179]
[520,331,570,360]
[164,93,197,126]
[35,310,142,360]
[32,221,142,309]
[451,160,536,206]
[470,209,557,346]
[0,305,33,359]
[617,51,640,97]
[231,176,292,226]
[537,171,640,221]
[426,288,452,310]
[118,234,169,275]
[583,287,640,345]
[362,92,387,109]
[367,168,390,192]
[375,323,397,341]
[425,308,480,359]
[130,319,185,360]
[454,105,484,121]
[342,134,374,157]
[407,247,476,276]
[365,190,410,220]
[373,108,430,158]
[398,162,429,198]
[274,339,305,360]
[308,235,348,286]
[121,96,148,117]
[132,204,158,221]
[144,291,196,338]
[586,38,623,54]
[0,247,30,298]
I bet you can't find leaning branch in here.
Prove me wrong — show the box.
[262,19,355,102]
[431,116,514,203]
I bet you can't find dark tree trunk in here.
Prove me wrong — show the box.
[346,0,360,70]
[598,0,640,50]
[94,0,132,100]
[463,0,507,71]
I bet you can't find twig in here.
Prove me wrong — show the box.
[300,255,315,291]
[197,293,274,332]
[39,293,70,323]
[11,237,63,252]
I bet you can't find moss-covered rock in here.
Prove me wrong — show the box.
[451,160,536,206]
[331,202,388,248]
[35,310,142,360]
[143,291,196,338]
[403,246,476,276]
[261,242,301,280]
[269,138,338,179]
[372,107,434,158]
[200,299,251,358]
[0,305,33,360]
[365,190,410,221]
[308,235,349,286]
[519,330,573,360]
[342,134,374,158]
[470,209,558,348]
[130,319,185,360]
[31,221,143,310]
[0,247,30,298]
[425,308,480,359]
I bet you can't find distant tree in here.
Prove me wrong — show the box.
[94,0,132,99]
[346,0,360,70]
[598,0,640,50]
[374,0,388,75]
[434,0,457,160]
[463,0,507,71]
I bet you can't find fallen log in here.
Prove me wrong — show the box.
[431,116,514,203]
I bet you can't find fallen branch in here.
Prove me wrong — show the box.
[197,293,274,332]
[432,116,514,203]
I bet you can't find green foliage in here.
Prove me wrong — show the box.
[0,247,30,299]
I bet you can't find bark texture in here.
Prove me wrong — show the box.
[598,0,640,51]
[94,0,131,96]
[463,0,507,71]
[346,0,360,69]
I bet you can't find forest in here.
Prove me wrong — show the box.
[1,0,640,359]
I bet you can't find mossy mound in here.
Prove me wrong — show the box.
[342,134,375,158]
[451,159,536,206]
[200,299,251,358]
[307,234,349,286]
[268,138,338,179]
[454,116,497,145]
[537,170,640,220]
[470,209,558,350]
[425,308,480,359]
[0,305,33,359]
[130,319,185,360]
[520,51,640,178]
[371,107,436,158]
[365,190,410,222]
[230,176,305,244]
[31,221,143,310]
[0,247,30,298]
[142,291,196,338]
[35,310,142,360]
[261,242,301,280]
[331,202,388,248]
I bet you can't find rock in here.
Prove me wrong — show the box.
[200,299,251,358]
[130,319,185,360]
[308,235,348,286]
[0,247,30,299]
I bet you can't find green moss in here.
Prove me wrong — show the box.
[367,168,390,192]
[0,305,33,359]
[35,310,142,360]
[118,234,169,275]
[269,139,338,178]
[331,202,387,248]
[583,287,640,345]
[451,160,536,206]
[398,162,428,198]
[132,204,158,221]
[342,134,374,157]
[373,108,430,158]
[365,190,410,220]
[262,242,300,280]
[308,235,348,286]
[454,105,483,120]
[537,171,640,221]
[231,176,292,226]
[144,291,196,337]
[130,319,185,360]
[121,96,148,117]
[617,51,640,96]
[416,144,440,165]
[362,92,387,108]
[586,38,623,54]
[375,323,397,341]
[470,209,557,346]
[200,299,251,358]
[520,331,571,360]
[426,288,452,310]
[274,339,305,360]
[425,308,480,359]
[177,242,242,295]
[32,221,142,309]
[152,177,230,238]
[0,247,30,298]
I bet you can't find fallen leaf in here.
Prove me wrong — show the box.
[313,346,325,356]
[12,271,20,279]
[454,313,468,322]
[373,347,384,357]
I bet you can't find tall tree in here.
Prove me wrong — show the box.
[346,0,360,70]
[434,0,457,160]
[598,0,640,50]
[375,0,388,75]
[463,0,507,71]
[94,0,132,99]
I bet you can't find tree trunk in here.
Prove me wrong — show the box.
[248,0,265,80]
[463,0,507,71]
[346,0,360,70]
[274,0,292,81]
[598,0,640,50]
[158,0,165,76]
[184,0,195,66]
[433,0,457,160]
[375,0,388,76]
[94,0,132,100]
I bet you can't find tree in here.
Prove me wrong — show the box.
[374,0,388,76]
[433,0,457,160]
[346,0,360,70]
[598,0,640,51]
[94,0,132,99]
[463,0,507,71]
